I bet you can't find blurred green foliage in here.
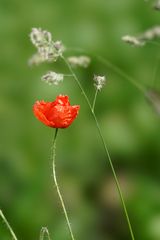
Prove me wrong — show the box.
[0,0,160,239]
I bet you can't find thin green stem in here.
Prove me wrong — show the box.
[51,128,75,240]
[61,56,92,109]
[40,227,51,240]
[96,56,146,94]
[92,113,135,240]
[147,40,160,48]
[151,56,160,88]
[64,74,74,77]
[96,56,160,110]
[62,56,135,240]
[92,88,98,112]
[0,209,18,240]
[66,47,147,96]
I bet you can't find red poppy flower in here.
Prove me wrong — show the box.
[33,95,80,128]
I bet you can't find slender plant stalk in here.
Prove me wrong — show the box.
[39,227,51,240]
[51,128,75,240]
[92,115,135,240]
[96,55,159,110]
[0,209,18,240]
[67,47,146,95]
[96,56,146,94]
[147,40,160,48]
[61,55,135,240]
[92,88,98,112]
[61,56,92,109]
[67,48,159,110]
[151,56,160,87]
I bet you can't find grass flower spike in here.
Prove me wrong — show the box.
[33,95,80,128]
[94,75,106,91]
[28,52,46,66]
[30,28,52,48]
[30,28,65,62]
[154,0,160,10]
[41,71,64,85]
[67,55,91,68]
[122,35,144,46]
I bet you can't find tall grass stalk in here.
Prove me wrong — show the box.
[0,209,18,240]
[61,55,135,240]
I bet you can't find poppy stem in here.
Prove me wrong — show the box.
[39,227,51,240]
[0,209,18,240]
[52,128,76,240]
[61,56,135,240]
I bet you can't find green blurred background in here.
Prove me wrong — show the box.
[0,0,160,239]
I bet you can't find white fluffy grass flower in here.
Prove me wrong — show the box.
[30,28,52,48]
[122,25,160,47]
[30,28,65,63]
[94,75,106,91]
[154,0,160,10]
[41,71,64,85]
[67,56,91,68]
[122,35,144,47]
